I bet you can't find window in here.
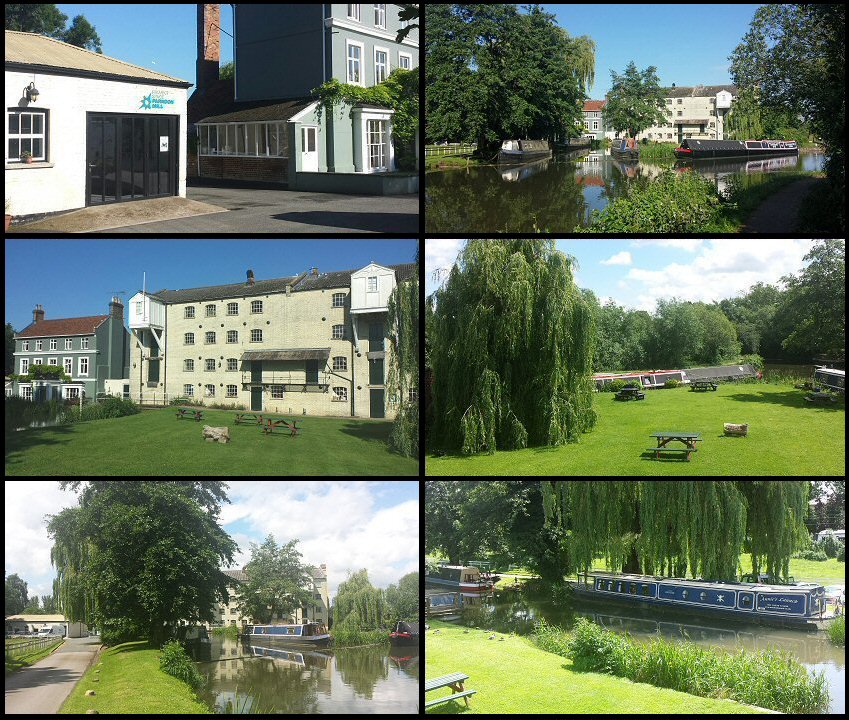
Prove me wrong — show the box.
[185,359,194,372]
[332,292,345,308]
[205,304,216,317]
[185,306,195,319]
[63,358,72,374]
[271,385,284,399]
[346,40,364,85]
[677,98,682,104]
[332,324,345,339]
[227,302,239,315]
[48,357,58,366]
[374,3,386,28]
[79,357,89,376]
[332,386,348,402]
[65,338,72,350]
[36,340,43,351]
[374,47,389,84]
[185,332,195,345]
[20,385,33,400]
[227,330,238,343]
[184,384,194,397]
[205,331,216,344]
[21,358,29,374]
[251,329,263,342]
[347,4,360,21]
[408,387,418,402]
[49,339,57,350]
[65,387,79,400]
[7,109,47,162]
[333,356,347,371]
[226,385,238,398]
[251,300,263,314]
[302,126,316,152]
[81,338,89,349]
[227,358,238,371]
[205,359,215,371]
[22,341,29,351]
[367,276,378,292]
[367,119,387,170]
[205,384,215,397]
[398,52,412,70]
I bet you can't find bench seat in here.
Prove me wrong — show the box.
[425,689,477,708]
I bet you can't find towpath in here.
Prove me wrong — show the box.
[742,176,823,233]
[5,636,101,714]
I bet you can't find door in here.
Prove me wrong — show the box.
[250,361,262,410]
[368,322,384,351]
[251,386,263,411]
[305,359,319,384]
[369,389,384,418]
[369,358,384,386]
[301,126,318,171]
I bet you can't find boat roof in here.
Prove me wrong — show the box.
[434,565,479,571]
[587,572,822,592]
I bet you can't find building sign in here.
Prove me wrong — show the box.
[159,137,169,152]
[139,90,175,111]
[757,594,805,614]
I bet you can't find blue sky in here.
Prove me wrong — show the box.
[5,480,419,602]
[540,3,762,99]
[5,239,418,332]
[425,240,816,312]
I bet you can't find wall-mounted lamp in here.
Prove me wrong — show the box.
[25,82,39,102]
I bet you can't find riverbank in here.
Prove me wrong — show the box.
[59,641,209,714]
[425,620,768,714]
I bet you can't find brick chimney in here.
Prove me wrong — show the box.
[109,296,124,320]
[311,267,318,276]
[196,4,220,92]
[33,304,44,324]
[246,269,255,286]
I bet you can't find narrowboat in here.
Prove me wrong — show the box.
[425,565,493,594]
[813,367,845,396]
[610,138,639,160]
[389,620,419,646]
[674,138,799,160]
[425,591,463,617]
[571,572,834,629]
[498,139,552,164]
[241,621,331,647]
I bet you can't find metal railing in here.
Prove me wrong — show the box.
[424,143,477,157]
[241,372,330,385]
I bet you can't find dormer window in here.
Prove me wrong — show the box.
[367,276,378,292]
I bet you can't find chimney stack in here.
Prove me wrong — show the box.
[246,269,255,286]
[311,267,318,276]
[33,304,45,324]
[109,296,124,320]
[196,4,221,92]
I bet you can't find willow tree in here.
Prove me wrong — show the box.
[430,240,596,453]
[564,33,596,94]
[541,481,809,582]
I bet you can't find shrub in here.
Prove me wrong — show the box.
[664,379,680,388]
[100,617,145,646]
[159,640,204,689]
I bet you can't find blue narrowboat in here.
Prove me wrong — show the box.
[241,621,331,646]
[572,572,832,628]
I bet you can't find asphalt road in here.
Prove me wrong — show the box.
[111,185,420,234]
[5,636,101,714]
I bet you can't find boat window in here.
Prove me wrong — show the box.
[681,590,689,599]
[606,581,613,591]
[642,584,651,596]
[629,583,637,595]
[740,595,752,606]
[699,592,708,601]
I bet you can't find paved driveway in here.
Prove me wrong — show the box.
[113,185,420,233]
[5,636,101,714]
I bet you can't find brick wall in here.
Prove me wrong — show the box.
[198,156,288,182]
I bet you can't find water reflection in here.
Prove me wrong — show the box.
[197,635,418,714]
[425,150,825,233]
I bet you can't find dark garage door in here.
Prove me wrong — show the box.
[86,113,178,205]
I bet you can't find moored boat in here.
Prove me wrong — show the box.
[498,139,552,164]
[570,571,835,629]
[674,138,799,159]
[610,138,639,160]
[241,621,331,646]
[425,565,493,594]
[389,620,419,646]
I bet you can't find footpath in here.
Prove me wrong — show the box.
[742,177,823,233]
[5,636,101,714]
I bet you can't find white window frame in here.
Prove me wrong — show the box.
[78,357,89,377]
[398,51,412,70]
[205,359,215,371]
[373,3,386,29]
[347,4,361,21]
[332,386,348,402]
[49,338,57,350]
[22,341,29,351]
[185,306,195,319]
[7,109,47,162]
[226,384,238,398]
[333,356,347,371]
[332,324,346,339]
[81,338,89,349]
[226,358,238,371]
[185,332,195,345]
[184,384,194,397]
[227,330,238,343]
[20,358,29,374]
[251,329,263,342]
[204,384,215,398]
[271,385,284,399]
[185,359,194,372]
[63,357,72,374]
[64,386,80,400]
[346,40,365,86]
[48,357,58,366]
[227,302,239,315]
[205,304,216,317]
[251,300,263,314]
[332,292,345,308]
[367,276,378,292]
[35,340,42,351]
[65,338,72,350]
[374,45,390,84]
[205,331,216,344]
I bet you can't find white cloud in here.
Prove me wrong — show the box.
[424,239,464,295]
[630,239,704,252]
[600,251,632,266]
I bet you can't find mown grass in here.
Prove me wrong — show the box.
[425,620,766,714]
[5,407,418,476]
[426,382,844,476]
[59,641,209,714]
[4,638,63,674]
[540,618,828,715]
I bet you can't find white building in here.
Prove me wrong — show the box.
[632,85,736,143]
[5,31,190,221]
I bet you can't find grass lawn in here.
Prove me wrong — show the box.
[59,641,209,714]
[426,383,844,475]
[5,407,418,476]
[425,620,766,714]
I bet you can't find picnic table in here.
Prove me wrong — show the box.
[176,407,203,421]
[234,412,264,425]
[691,380,718,392]
[648,431,702,461]
[805,391,837,404]
[262,417,301,436]
[425,672,477,709]
[614,386,645,401]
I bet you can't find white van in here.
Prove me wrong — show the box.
[37,628,54,638]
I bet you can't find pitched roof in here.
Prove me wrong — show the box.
[663,84,737,98]
[583,100,605,112]
[16,316,109,338]
[194,96,315,124]
[5,30,190,87]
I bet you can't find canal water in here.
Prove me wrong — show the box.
[427,583,844,714]
[196,635,419,713]
[425,150,825,233]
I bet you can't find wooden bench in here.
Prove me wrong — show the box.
[691,381,718,392]
[262,417,301,436]
[176,408,203,422]
[646,446,698,461]
[234,412,264,425]
[425,672,477,709]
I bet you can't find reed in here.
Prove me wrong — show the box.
[826,615,844,646]
[535,618,829,714]
[330,627,388,647]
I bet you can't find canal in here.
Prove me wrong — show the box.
[427,584,844,714]
[196,635,419,713]
[425,150,824,233]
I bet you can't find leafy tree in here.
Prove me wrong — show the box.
[430,240,596,453]
[334,570,386,629]
[395,3,419,43]
[48,481,237,645]
[5,323,15,375]
[5,4,102,52]
[5,573,28,615]
[603,61,667,139]
[236,535,315,624]
[384,572,419,622]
